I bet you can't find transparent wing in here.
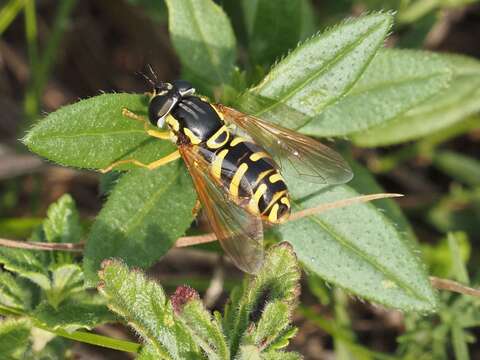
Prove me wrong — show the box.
[179,145,264,274]
[217,105,353,185]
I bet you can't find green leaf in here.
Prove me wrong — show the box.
[278,174,437,312]
[224,243,300,357]
[138,345,163,360]
[451,325,470,360]
[44,263,84,308]
[0,318,31,359]
[421,232,470,279]
[23,93,174,170]
[427,187,480,236]
[263,351,302,360]
[241,0,313,67]
[43,194,82,244]
[252,301,290,350]
[353,53,479,146]
[33,296,115,333]
[447,233,470,284]
[432,150,480,187]
[348,160,417,244]
[237,346,302,360]
[238,12,393,128]
[98,259,199,360]
[83,162,196,285]
[32,336,71,360]
[237,345,262,360]
[0,217,43,240]
[0,248,50,290]
[267,327,298,352]
[179,299,230,359]
[301,48,451,137]
[0,271,31,312]
[164,0,236,88]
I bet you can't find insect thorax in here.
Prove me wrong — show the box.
[168,96,227,147]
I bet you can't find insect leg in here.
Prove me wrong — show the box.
[100,150,181,173]
[192,198,202,217]
[121,108,170,139]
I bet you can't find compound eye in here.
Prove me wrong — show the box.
[148,94,178,127]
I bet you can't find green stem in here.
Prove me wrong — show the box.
[22,0,38,128]
[24,0,38,77]
[0,304,141,353]
[24,0,77,120]
[33,322,142,354]
[0,0,25,35]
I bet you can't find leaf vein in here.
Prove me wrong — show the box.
[303,208,429,302]
[255,21,384,117]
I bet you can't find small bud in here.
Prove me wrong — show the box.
[171,285,200,314]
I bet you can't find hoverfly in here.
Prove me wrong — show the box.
[101,80,353,273]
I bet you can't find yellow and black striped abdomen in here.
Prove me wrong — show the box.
[206,135,291,224]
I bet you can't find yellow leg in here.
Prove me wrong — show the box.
[192,199,202,217]
[100,150,181,173]
[121,108,170,140]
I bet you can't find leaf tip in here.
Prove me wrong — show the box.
[97,258,123,284]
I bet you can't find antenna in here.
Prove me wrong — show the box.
[146,64,159,83]
[136,70,156,88]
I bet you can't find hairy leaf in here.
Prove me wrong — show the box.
[43,194,83,267]
[348,160,416,243]
[83,162,196,285]
[224,243,300,357]
[179,299,229,359]
[263,351,302,360]
[252,301,290,350]
[241,0,314,67]
[137,345,164,360]
[238,12,393,128]
[43,194,82,244]
[98,259,198,359]
[45,263,84,308]
[237,345,262,360]
[267,327,298,352]
[23,94,174,170]
[164,0,236,88]
[33,296,115,333]
[0,248,50,290]
[278,173,437,312]
[0,272,31,312]
[0,318,31,359]
[236,345,302,360]
[353,53,479,146]
[301,48,451,136]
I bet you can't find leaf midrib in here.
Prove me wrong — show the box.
[29,129,147,140]
[254,19,386,118]
[298,203,430,303]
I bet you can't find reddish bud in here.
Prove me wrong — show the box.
[171,285,200,314]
